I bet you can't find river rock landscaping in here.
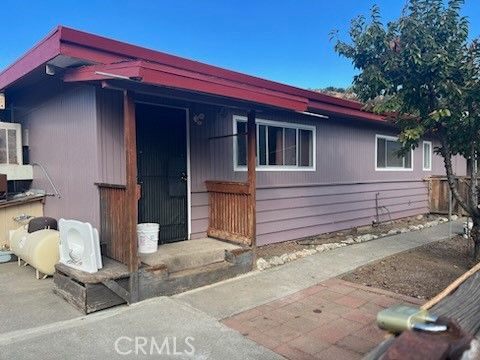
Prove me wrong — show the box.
[255,214,459,270]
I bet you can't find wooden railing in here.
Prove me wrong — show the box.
[97,183,129,264]
[206,181,254,246]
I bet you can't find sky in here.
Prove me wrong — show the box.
[1,1,480,90]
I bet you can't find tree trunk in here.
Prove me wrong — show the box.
[471,219,480,261]
[440,137,480,259]
[442,153,474,215]
[440,137,479,217]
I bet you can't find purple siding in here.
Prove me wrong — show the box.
[255,181,428,245]
[189,108,467,243]
[22,85,464,244]
[190,109,466,187]
[96,89,125,185]
[190,192,209,239]
[18,85,101,227]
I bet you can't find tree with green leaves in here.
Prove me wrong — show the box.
[332,0,480,258]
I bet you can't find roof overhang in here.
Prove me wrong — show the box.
[0,28,62,91]
[64,61,309,111]
[0,25,387,123]
[307,100,386,123]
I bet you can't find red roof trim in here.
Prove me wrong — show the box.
[59,42,128,65]
[57,26,363,111]
[63,61,143,81]
[0,27,62,90]
[64,61,309,111]
[0,25,386,122]
[308,100,386,122]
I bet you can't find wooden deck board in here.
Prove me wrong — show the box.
[430,272,480,336]
[55,257,129,284]
[366,273,480,359]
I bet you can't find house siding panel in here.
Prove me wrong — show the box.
[257,207,427,246]
[88,94,467,244]
[190,191,209,239]
[190,109,466,186]
[96,89,125,185]
[188,107,466,245]
[18,85,100,227]
[255,181,428,245]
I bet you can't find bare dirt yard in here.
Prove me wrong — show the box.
[341,235,475,300]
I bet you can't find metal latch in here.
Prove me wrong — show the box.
[377,305,448,334]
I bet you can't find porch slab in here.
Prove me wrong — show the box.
[137,239,253,300]
[139,238,242,272]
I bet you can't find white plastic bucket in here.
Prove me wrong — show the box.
[137,223,160,254]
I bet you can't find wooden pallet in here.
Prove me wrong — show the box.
[53,257,132,314]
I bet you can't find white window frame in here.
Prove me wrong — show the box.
[0,122,23,166]
[233,115,316,172]
[423,140,432,171]
[375,134,413,172]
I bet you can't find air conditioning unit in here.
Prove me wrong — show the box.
[0,122,33,180]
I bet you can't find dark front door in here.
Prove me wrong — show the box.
[136,104,188,244]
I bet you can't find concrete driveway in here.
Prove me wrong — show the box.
[0,262,82,334]
[0,221,462,359]
[0,297,280,360]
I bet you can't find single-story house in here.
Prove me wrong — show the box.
[0,26,466,308]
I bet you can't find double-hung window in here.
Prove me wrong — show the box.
[234,116,315,171]
[375,134,413,171]
[0,122,22,166]
[423,141,432,171]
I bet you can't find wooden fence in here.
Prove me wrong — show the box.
[97,183,129,264]
[206,181,254,246]
[429,176,469,215]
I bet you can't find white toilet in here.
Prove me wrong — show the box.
[59,219,102,274]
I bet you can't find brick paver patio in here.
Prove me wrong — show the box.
[222,278,422,360]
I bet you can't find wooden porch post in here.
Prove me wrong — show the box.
[247,110,256,246]
[124,91,139,301]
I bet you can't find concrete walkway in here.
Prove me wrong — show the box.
[175,221,463,319]
[0,221,462,359]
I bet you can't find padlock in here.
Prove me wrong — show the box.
[377,305,448,334]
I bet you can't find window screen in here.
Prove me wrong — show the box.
[235,118,314,170]
[423,142,432,170]
[0,129,6,164]
[376,135,412,169]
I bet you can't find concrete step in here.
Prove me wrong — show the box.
[139,248,254,300]
[139,238,241,272]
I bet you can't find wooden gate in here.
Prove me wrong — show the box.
[429,176,469,215]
